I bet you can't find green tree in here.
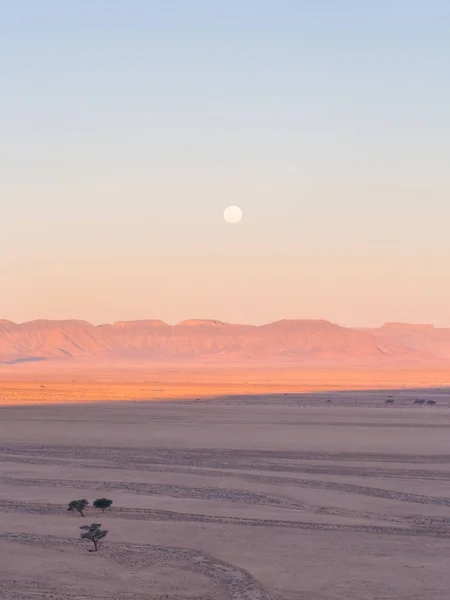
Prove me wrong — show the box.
[93,498,113,513]
[67,499,89,517]
[80,523,108,552]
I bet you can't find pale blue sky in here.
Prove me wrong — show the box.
[1,1,449,326]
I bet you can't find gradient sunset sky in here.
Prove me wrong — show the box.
[2,1,449,327]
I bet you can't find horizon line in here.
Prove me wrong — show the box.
[0,317,443,330]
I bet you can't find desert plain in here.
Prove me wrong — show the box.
[1,365,450,599]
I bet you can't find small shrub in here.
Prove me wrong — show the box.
[93,498,113,513]
[67,499,89,517]
[80,523,108,552]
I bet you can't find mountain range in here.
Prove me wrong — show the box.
[1,318,450,365]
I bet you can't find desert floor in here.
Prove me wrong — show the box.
[1,362,450,403]
[1,390,450,599]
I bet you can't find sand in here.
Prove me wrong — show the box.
[1,362,450,404]
[1,390,450,599]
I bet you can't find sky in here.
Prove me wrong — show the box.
[1,0,450,327]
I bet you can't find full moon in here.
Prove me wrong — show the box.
[224,205,243,224]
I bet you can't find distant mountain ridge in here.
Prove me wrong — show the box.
[1,318,450,365]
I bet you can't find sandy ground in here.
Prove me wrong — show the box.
[1,390,450,598]
[1,362,450,403]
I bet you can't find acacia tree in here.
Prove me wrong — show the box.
[67,499,89,517]
[80,523,108,552]
[93,498,113,513]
